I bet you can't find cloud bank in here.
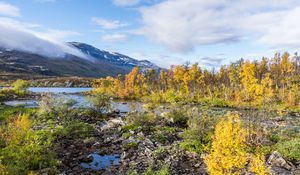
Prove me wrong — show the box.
[140,0,300,53]
[0,17,85,58]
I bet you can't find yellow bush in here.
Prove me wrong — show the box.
[205,113,270,175]
[204,113,247,175]
[5,114,31,145]
[249,153,270,175]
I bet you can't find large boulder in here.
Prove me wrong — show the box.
[268,151,293,175]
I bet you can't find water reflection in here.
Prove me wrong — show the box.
[80,153,120,170]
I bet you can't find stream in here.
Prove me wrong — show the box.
[3,87,143,113]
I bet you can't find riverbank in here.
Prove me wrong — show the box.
[0,74,94,87]
[1,86,300,174]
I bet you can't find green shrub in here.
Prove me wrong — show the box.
[0,107,36,122]
[180,140,204,154]
[0,114,58,174]
[153,147,167,158]
[122,132,133,139]
[123,141,138,150]
[144,165,169,175]
[127,170,138,175]
[200,98,230,107]
[180,110,216,154]
[55,121,94,138]
[122,124,140,132]
[182,110,216,143]
[12,80,29,96]
[37,96,76,122]
[163,106,188,128]
[126,112,157,132]
[152,126,177,144]
[144,92,163,104]
[162,89,184,103]
[151,131,168,144]
[86,93,111,113]
[276,138,300,161]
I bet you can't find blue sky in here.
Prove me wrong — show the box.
[0,0,300,68]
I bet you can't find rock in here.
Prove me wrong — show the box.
[293,168,300,175]
[93,142,100,147]
[100,121,108,127]
[160,112,169,118]
[112,109,121,114]
[109,118,125,126]
[122,138,137,145]
[79,155,93,163]
[194,163,200,168]
[141,138,154,148]
[121,152,127,159]
[143,147,151,155]
[137,132,144,138]
[268,151,293,175]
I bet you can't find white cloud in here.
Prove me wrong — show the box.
[91,17,127,30]
[101,33,128,42]
[0,17,85,58]
[0,2,20,17]
[139,0,300,53]
[113,0,140,6]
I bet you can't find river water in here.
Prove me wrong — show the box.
[3,87,142,113]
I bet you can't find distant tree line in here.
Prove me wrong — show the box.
[93,52,300,108]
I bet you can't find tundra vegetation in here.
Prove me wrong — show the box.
[0,52,299,174]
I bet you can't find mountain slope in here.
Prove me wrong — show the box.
[0,42,159,78]
[69,42,159,70]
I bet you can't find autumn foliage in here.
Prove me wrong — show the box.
[93,52,299,108]
[204,113,269,175]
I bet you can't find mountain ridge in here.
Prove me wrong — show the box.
[0,42,160,78]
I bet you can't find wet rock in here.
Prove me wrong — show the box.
[79,155,93,163]
[112,109,121,114]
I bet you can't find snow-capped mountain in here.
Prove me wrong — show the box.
[0,42,160,78]
[69,42,159,71]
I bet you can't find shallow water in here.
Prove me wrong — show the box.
[80,153,120,170]
[4,100,39,108]
[4,87,143,113]
[28,87,92,94]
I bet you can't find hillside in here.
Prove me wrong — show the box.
[0,43,159,79]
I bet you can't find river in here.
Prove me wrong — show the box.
[3,87,142,113]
